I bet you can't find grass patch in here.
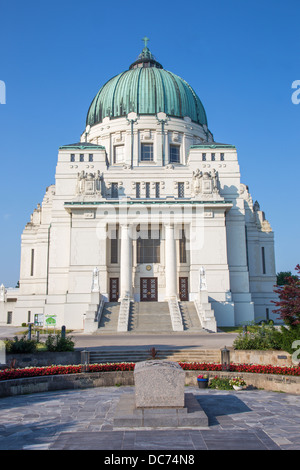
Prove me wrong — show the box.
[219,326,259,333]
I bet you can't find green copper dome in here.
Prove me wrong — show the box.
[86,43,208,127]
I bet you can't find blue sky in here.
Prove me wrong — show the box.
[0,0,299,287]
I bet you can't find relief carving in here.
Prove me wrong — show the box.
[76,170,103,197]
[191,169,222,200]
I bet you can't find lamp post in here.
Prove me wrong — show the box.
[81,350,90,373]
[27,323,33,341]
[221,346,230,371]
[61,325,66,340]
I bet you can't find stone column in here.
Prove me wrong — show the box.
[165,223,177,299]
[120,224,132,300]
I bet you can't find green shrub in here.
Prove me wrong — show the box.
[275,324,300,355]
[5,335,37,354]
[209,377,232,390]
[233,323,300,354]
[233,324,282,350]
[45,333,74,352]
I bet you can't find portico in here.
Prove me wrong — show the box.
[68,197,234,310]
[118,220,178,302]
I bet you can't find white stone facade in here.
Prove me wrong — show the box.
[0,73,277,331]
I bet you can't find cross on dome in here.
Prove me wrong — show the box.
[142,36,149,48]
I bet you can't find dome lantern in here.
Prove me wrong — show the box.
[129,37,163,70]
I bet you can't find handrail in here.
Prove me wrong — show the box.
[168,297,184,331]
[117,294,131,332]
[194,298,217,332]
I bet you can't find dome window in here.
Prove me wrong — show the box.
[141,143,153,162]
[114,145,125,164]
[169,145,180,164]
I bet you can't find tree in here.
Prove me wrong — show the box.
[276,271,298,286]
[273,264,300,326]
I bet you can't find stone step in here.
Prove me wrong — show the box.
[128,302,173,332]
[88,348,221,364]
[179,301,204,332]
[98,302,120,332]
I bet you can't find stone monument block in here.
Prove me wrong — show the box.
[134,360,185,408]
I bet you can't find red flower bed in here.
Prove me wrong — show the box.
[89,363,135,372]
[179,362,300,376]
[0,362,299,382]
[0,365,82,381]
[0,363,135,382]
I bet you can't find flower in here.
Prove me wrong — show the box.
[0,361,300,382]
[197,374,208,379]
[229,377,246,387]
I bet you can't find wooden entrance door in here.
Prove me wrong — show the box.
[109,278,119,302]
[179,277,189,301]
[140,277,158,302]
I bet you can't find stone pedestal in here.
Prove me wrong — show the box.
[113,360,209,428]
[134,360,185,408]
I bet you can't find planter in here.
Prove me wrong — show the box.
[5,351,81,368]
[197,379,208,389]
[233,385,243,391]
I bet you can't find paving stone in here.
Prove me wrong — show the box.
[0,386,298,450]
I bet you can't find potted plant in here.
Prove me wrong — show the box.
[197,374,209,388]
[229,377,246,391]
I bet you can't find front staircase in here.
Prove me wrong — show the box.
[95,300,207,334]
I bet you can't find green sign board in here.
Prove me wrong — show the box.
[45,315,57,326]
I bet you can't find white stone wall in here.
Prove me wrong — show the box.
[0,113,277,329]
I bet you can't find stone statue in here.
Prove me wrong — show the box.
[199,266,207,291]
[253,200,260,212]
[211,168,218,193]
[192,169,203,195]
[91,267,100,292]
[76,170,86,195]
[0,284,6,302]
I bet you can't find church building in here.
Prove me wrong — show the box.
[0,40,277,332]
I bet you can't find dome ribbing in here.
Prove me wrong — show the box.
[86,45,208,127]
